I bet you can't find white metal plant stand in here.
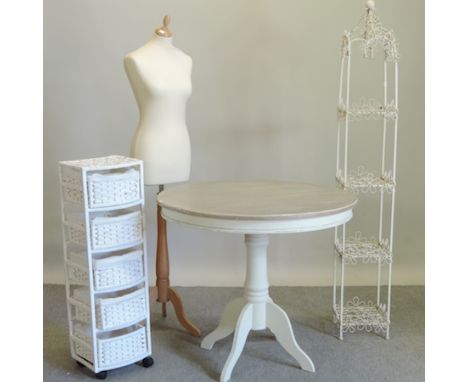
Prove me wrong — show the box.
[333,0,399,340]
[59,155,153,379]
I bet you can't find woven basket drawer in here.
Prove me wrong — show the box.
[62,168,141,208]
[97,288,147,329]
[73,288,147,330]
[68,251,144,291]
[87,169,140,208]
[91,211,143,250]
[73,324,148,369]
[94,251,144,291]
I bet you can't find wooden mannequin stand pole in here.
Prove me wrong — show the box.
[155,185,201,337]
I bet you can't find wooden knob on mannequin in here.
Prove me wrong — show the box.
[155,15,173,37]
[366,0,375,10]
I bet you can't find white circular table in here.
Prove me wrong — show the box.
[158,181,357,382]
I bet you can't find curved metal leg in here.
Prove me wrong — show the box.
[201,297,246,350]
[266,302,315,372]
[220,304,253,382]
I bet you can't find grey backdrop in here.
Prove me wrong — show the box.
[44,0,424,286]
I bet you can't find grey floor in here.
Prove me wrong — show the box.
[44,285,424,382]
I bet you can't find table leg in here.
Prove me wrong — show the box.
[201,234,315,382]
[201,297,245,350]
[266,302,315,372]
[220,304,253,382]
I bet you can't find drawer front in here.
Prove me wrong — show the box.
[91,213,142,250]
[97,326,148,368]
[88,170,140,208]
[98,289,147,330]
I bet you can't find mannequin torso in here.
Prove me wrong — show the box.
[124,35,192,185]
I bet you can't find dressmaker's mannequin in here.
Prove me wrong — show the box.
[125,16,191,184]
[124,16,200,336]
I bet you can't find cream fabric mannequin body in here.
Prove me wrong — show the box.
[124,34,192,185]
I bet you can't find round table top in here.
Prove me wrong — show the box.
[158,181,357,233]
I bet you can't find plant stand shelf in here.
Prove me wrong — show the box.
[333,297,390,337]
[335,232,392,265]
[336,166,395,194]
[333,1,399,340]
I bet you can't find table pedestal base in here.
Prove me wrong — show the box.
[201,234,315,382]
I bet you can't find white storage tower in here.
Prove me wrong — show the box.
[59,155,153,379]
[333,1,399,340]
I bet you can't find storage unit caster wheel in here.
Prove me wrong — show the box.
[76,361,85,368]
[95,371,108,380]
[141,356,154,368]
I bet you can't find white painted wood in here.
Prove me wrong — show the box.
[266,302,315,372]
[203,234,315,381]
[159,181,356,381]
[163,208,353,235]
[200,297,245,350]
[220,303,254,382]
[244,235,269,306]
[158,181,357,221]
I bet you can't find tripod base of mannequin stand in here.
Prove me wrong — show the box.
[155,185,201,337]
[156,287,201,337]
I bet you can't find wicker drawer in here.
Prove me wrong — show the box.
[91,211,143,250]
[62,168,141,208]
[66,211,143,250]
[68,251,144,291]
[72,287,147,330]
[73,323,148,369]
